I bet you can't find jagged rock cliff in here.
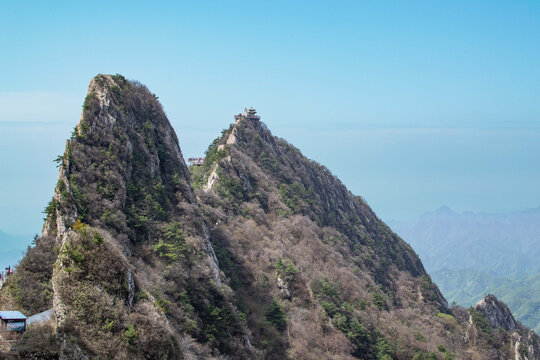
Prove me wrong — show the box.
[1,77,539,360]
[475,294,518,331]
[191,108,538,359]
[473,295,540,360]
[3,75,254,359]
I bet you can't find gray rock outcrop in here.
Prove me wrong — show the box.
[475,294,518,331]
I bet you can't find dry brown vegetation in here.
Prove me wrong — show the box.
[4,235,56,316]
[192,113,539,359]
[1,75,538,359]
[3,75,255,359]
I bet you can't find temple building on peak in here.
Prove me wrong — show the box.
[234,107,260,121]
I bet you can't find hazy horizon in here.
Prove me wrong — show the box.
[1,1,539,237]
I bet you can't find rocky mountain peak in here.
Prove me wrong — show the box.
[3,85,539,360]
[475,294,518,331]
[26,76,255,359]
[43,74,194,242]
[74,74,126,133]
[222,107,275,150]
[194,108,429,282]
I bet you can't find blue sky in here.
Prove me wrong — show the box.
[1,1,539,239]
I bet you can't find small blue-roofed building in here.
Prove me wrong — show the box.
[0,311,27,332]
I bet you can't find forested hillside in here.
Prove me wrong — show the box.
[0,75,538,360]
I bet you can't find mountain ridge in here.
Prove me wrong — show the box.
[0,75,538,359]
[433,267,540,333]
[391,205,540,334]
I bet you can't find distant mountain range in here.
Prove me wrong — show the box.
[390,206,540,332]
[432,268,540,333]
[0,230,32,271]
[2,74,535,359]
[389,205,540,277]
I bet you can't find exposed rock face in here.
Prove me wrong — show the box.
[194,110,428,281]
[2,76,540,360]
[476,294,518,331]
[511,330,540,360]
[473,295,540,360]
[191,110,463,358]
[30,75,254,359]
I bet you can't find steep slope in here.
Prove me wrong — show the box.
[191,109,540,359]
[475,294,518,331]
[473,295,540,360]
[1,79,539,360]
[2,75,254,359]
[391,207,540,333]
[434,268,540,333]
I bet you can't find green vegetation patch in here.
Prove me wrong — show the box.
[274,258,297,285]
[152,222,189,262]
[265,299,287,332]
[469,308,492,334]
[279,181,315,215]
[312,277,376,356]
[191,127,230,189]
